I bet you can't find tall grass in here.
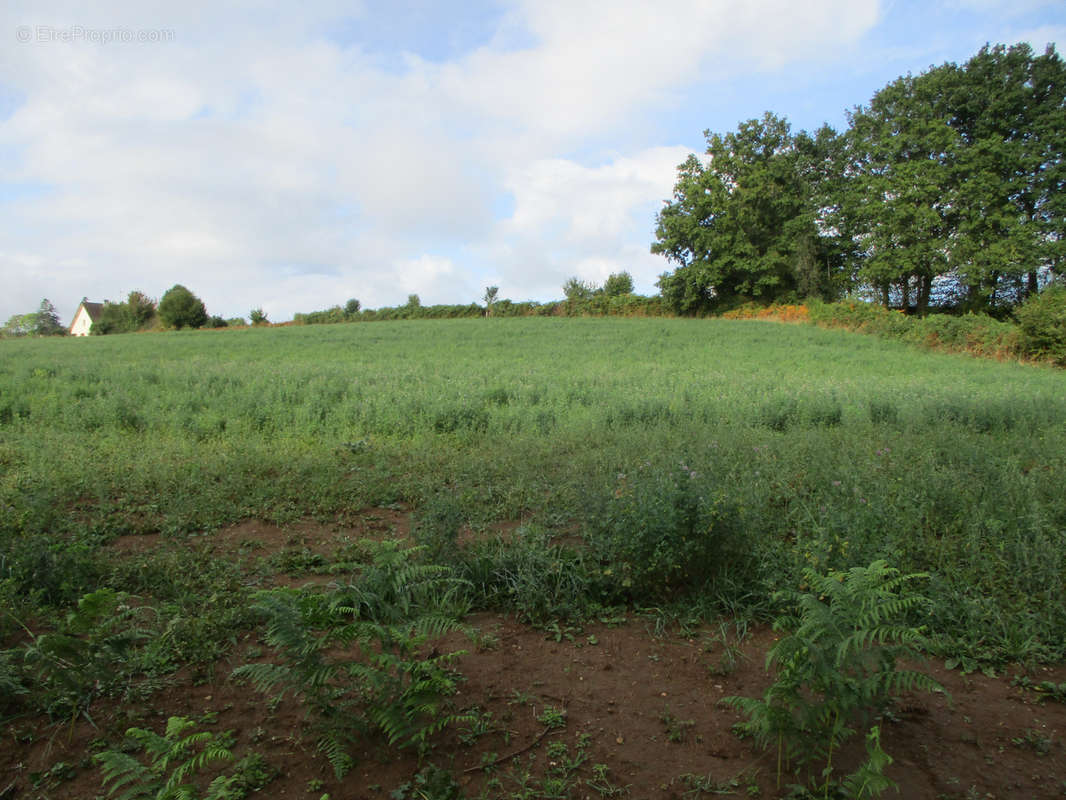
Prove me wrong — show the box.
[1,317,1064,663]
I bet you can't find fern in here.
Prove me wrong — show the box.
[233,540,473,779]
[20,588,152,721]
[95,716,235,800]
[724,559,946,796]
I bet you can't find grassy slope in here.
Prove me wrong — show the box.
[1,317,1064,663]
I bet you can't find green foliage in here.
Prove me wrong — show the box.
[158,285,208,330]
[233,540,472,778]
[95,292,158,335]
[1,299,66,337]
[725,560,944,794]
[592,462,742,599]
[95,716,245,800]
[34,299,66,336]
[1,317,1065,667]
[17,589,152,721]
[249,308,268,326]
[653,113,843,313]
[1015,284,1066,365]
[390,764,465,800]
[807,300,1023,360]
[602,272,634,297]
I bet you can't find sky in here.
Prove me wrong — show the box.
[2,0,1064,326]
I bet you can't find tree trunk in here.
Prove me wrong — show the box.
[916,275,932,316]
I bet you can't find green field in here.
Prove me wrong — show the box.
[3,317,1065,665]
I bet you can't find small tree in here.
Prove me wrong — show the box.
[482,286,499,315]
[34,299,65,336]
[249,308,268,326]
[603,272,634,297]
[562,277,596,304]
[158,285,208,330]
[1,313,37,337]
[344,298,361,317]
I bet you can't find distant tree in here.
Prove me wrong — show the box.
[34,299,65,336]
[250,308,268,326]
[206,315,228,328]
[1,313,37,337]
[602,272,634,297]
[344,298,361,317]
[483,286,499,315]
[406,294,421,308]
[653,113,837,314]
[126,291,157,328]
[562,277,596,304]
[158,285,208,330]
[93,291,157,335]
[227,317,247,327]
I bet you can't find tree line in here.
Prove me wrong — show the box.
[653,43,1065,316]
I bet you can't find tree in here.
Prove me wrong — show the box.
[158,285,208,330]
[93,291,157,335]
[33,299,65,336]
[944,44,1066,307]
[344,298,361,317]
[653,113,838,314]
[1,313,37,337]
[602,272,634,297]
[250,308,268,325]
[838,71,961,313]
[562,277,595,304]
[482,286,499,315]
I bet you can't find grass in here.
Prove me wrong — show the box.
[1,317,1065,670]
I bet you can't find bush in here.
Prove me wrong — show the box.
[158,285,208,330]
[1015,284,1066,365]
[591,462,741,599]
[725,560,944,794]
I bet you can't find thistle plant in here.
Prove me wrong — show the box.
[725,559,945,796]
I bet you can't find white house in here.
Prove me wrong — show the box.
[69,301,103,336]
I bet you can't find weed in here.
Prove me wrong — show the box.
[725,560,944,795]
[233,541,473,778]
[676,771,740,797]
[391,764,465,799]
[1011,728,1053,756]
[660,710,695,743]
[536,706,567,731]
[94,716,260,800]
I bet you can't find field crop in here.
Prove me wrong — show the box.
[2,317,1065,797]
[2,317,1065,659]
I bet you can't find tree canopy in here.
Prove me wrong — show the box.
[653,43,1065,315]
[158,285,208,330]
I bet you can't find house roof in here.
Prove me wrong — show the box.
[79,301,104,321]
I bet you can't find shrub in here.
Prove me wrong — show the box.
[725,560,944,794]
[1015,284,1066,365]
[591,462,741,599]
[158,285,208,330]
[95,716,246,800]
[233,541,472,778]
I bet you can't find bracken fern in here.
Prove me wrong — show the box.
[233,540,473,778]
[725,559,945,796]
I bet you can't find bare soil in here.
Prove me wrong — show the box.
[4,518,1065,800]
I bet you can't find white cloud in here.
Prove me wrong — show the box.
[1,0,888,323]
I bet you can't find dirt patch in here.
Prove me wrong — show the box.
[5,610,1065,800]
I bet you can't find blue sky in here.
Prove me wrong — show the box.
[1,0,1063,326]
